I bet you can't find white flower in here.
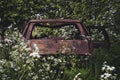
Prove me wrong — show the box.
[100,61,117,80]
[45,64,50,71]
[30,52,40,58]
[103,61,107,65]
[5,38,12,43]
[73,73,81,80]
[77,78,82,80]
[0,59,6,65]
[110,66,115,71]
[39,69,43,72]
[58,59,62,63]
[50,56,54,60]
[47,56,54,60]
[8,24,12,29]
[0,43,2,47]
[12,45,19,49]
[104,73,112,78]
[19,34,23,38]
[106,65,111,70]
[14,28,17,30]
[101,74,104,78]
[102,66,106,71]
[61,71,63,74]
[50,70,53,73]
[20,42,24,46]
[104,65,115,71]
[23,45,28,49]
[25,47,31,51]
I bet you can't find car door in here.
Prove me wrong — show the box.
[87,26,110,48]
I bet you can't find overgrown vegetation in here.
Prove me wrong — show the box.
[0,27,120,80]
[0,0,120,80]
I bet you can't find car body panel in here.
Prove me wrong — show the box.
[28,39,90,55]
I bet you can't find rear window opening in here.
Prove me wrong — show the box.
[30,23,82,40]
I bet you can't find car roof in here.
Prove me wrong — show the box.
[28,19,81,23]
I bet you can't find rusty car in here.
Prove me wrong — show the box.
[23,19,109,55]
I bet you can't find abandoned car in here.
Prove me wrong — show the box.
[23,19,109,55]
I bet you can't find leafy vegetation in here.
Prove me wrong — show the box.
[31,24,81,40]
[0,0,120,80]
[0,27,120,80]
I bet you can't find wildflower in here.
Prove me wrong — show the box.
[73,73,81,80]
[4,38,12,43]
[50,56,54,60]
[100,61,117,80]
[45,63,50,71]
[23,45,28,49]
[25,47,31,51]
[102,66,106,71]
[0,59,6,65]
[84,57,89,60]
[0,43,2,47]
[110,66,115,71]
[19,34,23,38]
[8,24,12,29]
[42,57,46,61]
[101,74,104,78]
[32,75,38,80]
[104,73,112,78]
[0,66,3,72]
[57,59,62,63]
[14,28,17,30]
[30,52,40,58]
[61,71,63,74]
[50,70,53,73]
[39,69,43,72]
[20,42,24,46]
[12,45,19,49]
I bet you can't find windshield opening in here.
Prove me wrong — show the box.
[30,23,82,40]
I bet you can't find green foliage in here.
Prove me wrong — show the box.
[31,24,80,40]
[0,27,120,80]
[0,0,120,26]
[0,0,120,80]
